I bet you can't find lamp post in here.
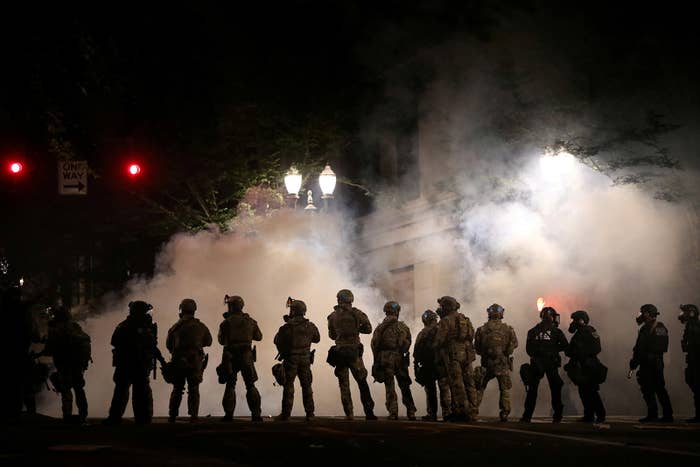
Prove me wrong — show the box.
[318,164,337,211]
[284,166,302,209]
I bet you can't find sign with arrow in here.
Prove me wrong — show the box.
[58,161,88,195]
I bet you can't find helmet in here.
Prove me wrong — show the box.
[128,300,153,315]
[570,310,590,324]
[640,304,659,316]
[179,298,197,314]
[421,309,438,324]
[289,299,307,316]
[679,304,699,324]
[540,306,560,324]
[487,303,504,319]
[224,295,245,310]
[437,296,460,312]
[383,301,401,315]
[337,289,354,304]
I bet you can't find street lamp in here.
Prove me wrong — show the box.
[318,164,337,210]
[284,166,302,208]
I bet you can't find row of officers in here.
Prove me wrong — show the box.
[31,289,700,425]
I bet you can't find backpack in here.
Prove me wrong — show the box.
[482,323,508,356]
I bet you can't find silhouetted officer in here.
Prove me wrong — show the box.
[521,306,568,423]
[104,300,164,425]
[680,304,700,423]
[565,310,606,423]
[629,304,673,423]
[414,309,444,421]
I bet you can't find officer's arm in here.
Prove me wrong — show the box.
[252,319,263,342]
[328,315,337,340]
[433,322,446,350]
[217,321,227,346]
[166,328,175,354]
[525,330,536,357]
[682,327,689,353]
[474,328,483,355]
[508,327,519,354]
[203,325,213,348]
[357,310,372,334]
[371,325,381,355]
[652,325,669,354]
[591,331,601,356]
[311,322,321,344]
[466,319,475,342]
[557,329,569,352]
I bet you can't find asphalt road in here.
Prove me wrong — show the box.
[2,415,699,467]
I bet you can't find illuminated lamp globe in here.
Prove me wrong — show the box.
[9,162,23,174]
[128,163,142,176]
[318,164,337,198]
[284,166,302,197]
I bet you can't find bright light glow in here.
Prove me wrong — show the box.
[9,162,23,174]
[19,277,24,287]
[284,166,302,196]
[128,163,142,176]
[537,297,545,312]
[318,164,337,196]
[539,152,576,179]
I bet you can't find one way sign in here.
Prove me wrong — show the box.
[58,161,88,195]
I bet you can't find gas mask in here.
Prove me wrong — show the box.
[636,313,648,325]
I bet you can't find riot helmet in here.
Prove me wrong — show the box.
[128,300,153,315]
[569,310,590,333]
[437,296,460,313]
[224,294,245,312]
[679,304,699,324]
[383,301,401,316]
[336,289,354,305]
[487,303,505,320]
[421,309,438,325]
[179,298,197,315]
[289,299,307,317]
[540,306,560,325]
[637,303,659,324]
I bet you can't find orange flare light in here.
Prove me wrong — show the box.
[537,297,545,312]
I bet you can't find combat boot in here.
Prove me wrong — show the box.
[305,413,315,422]
[221,412,233,422]
[659,415,674,423]
[365,411,378,421]
[251,414,263,422]
[387,413,398,421]
[422,414,438,421]
[519,416,531,423]
[638,415,659,423]
[274,414,290,421]
[407,414,417,421]
[499,412,509,422]
[168,416,176,423]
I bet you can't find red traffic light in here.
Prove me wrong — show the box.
[8,161,23,174]
[127,163,142,176]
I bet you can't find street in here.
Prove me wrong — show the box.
[3,415,699,466]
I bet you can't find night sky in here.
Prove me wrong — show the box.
[1,1,699,300]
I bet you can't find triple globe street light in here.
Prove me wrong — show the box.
[284,164,337,212]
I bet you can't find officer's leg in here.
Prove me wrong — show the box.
[692,364,700,419]
[546,368,564,420]
[448,360,467,417]
[242,362,262,419]
[384,365,399,418]
[298,361,315,417]
[462,362,478,418]
[133,373,153,424]
[477,372,493,408]
[653,368,673,419]
[591,385,606,422]
[396,363,416,419]
[497,374,512,420]
[637,367,658,418]
[222,371,238,417]
[349,357,375,417]
[522,373,542,420]
[425,379,438,419]
[334,365,353,417]
[281,360,299,418]
[437,376,453,420]
[187,374,201,419]
[108,367,131,421]
[72,369,88,420]
[60,386,74,419]
[169,373,186,420]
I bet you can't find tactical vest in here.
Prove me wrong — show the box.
[222,313,256,346]
[481,321,509,358]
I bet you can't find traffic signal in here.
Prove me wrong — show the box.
[127,163,142,177]
[7,161,23,175]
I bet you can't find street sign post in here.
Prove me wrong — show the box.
[58,161,88,195]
